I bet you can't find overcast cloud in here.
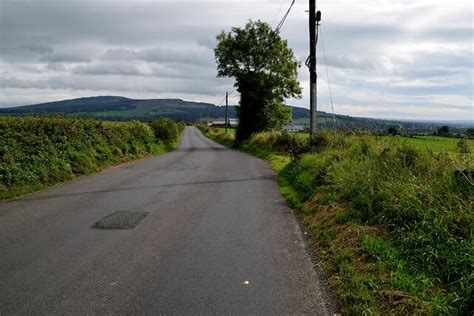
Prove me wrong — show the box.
[0,0,472,121]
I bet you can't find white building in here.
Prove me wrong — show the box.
[284,124,306,132]
[209,118,238,127]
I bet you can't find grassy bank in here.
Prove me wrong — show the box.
[199,125,473,315]
[0,116,185,200]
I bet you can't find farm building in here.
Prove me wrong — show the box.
[284,124,306,132]
[209,118,238,127]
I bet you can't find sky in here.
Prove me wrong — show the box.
[0,0,472,121]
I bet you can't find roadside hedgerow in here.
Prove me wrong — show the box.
[0,116,184,200]
[149,118,185,144]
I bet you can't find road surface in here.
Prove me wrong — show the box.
[0,127,335,314]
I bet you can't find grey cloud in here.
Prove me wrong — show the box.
[0,0,472,120]
[0,76,49,89]
[102,49,138,60]
[40,52,91,63]
[196,37,218,50]
[46,74,223,95]
[0,1,227,49]
[73,63,147,76]
[323,55,379,70]
[46,63,68,71]
[401,51,472,71]
[138,46,214,66]
[103,46,214,67]
[72,60,215,80]
[19,43,54,56]
[417,26,473,42]
[148,63,216,80]
[0,43,53,62]
[1,73,223,96]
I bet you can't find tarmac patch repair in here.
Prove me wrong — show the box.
[92,211,148,230]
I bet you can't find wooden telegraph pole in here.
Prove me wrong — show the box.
[225,91,229,133]
[308,0,321,138]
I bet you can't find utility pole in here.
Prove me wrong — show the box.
[308,0,321,138]
[225,91,229,133]
[206,104,209,126]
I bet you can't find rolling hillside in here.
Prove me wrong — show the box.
[0,96,471,134]
[0,96,313,122]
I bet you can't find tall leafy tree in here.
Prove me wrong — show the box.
[437,125,450,137]
[215,20,302,142]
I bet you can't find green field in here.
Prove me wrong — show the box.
[385,135,474,152]
[215,128,473,153]
[216,127,236,135]
[290,133,473,153]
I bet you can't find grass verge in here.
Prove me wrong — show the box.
[198,125,473,315]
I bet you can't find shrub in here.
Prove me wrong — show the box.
[149,118,181,143]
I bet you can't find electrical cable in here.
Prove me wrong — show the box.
[271,0,288,28]
[216,95,226,106]
[217,89,239,107]
[320,26,337,126]
[275,0,295,33]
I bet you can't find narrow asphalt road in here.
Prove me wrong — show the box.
[0,127,335,314]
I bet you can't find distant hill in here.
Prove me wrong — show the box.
[0,96,310,122]
[0,96,219,121]
[0,96,471,134]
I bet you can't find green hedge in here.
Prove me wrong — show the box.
[149,118,186,143]
[0,116,184,199]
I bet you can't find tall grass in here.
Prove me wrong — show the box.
[0,116,184,199]
[282,132,472,314]
[197,124,235,146]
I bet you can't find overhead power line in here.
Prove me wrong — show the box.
[275,0,295,33]
[320,26,337,125]
[229,90,239,98]
[216,89,239,106]
[271,0,288,28]
[208,92,230,125]
[216,95,226,106]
